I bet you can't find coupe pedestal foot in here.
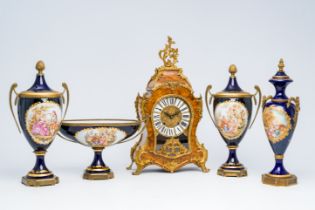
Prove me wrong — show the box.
[217,164,247,177]
[83,171,114,180]
[262,174,297,186]
[22,175,59,187]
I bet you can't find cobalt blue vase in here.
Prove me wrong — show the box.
[262,59,300,186]
[205,64,261,177]
[9,60,69,187]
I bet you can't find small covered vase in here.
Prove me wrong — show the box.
[261,59,300,186]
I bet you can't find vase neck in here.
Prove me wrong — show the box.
[270,80,291,99]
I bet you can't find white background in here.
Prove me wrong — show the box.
[0,0,314,209]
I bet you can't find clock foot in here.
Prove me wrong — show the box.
[132,164,144,175]
[126,161,134,170]
[195,162,210,173]
[128,139,142,170]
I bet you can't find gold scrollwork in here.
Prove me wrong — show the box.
[159,36,178,67]
[156,138,188,159]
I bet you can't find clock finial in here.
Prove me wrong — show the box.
[159,36,179,67]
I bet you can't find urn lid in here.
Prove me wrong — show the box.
[213,64,252,98]
[269,58,293,83]
[18,60,62,98]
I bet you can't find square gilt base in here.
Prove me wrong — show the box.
[262,174,297,186]
[83,172,114,180]
[217,168,247,177]
[22,176,59,187]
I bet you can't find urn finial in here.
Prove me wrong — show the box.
[229,64,237,77]
[278,58,285,72]
[36,60,45,75]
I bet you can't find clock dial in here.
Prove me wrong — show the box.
[153,96,191,137]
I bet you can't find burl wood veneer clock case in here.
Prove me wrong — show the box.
[128,37,209,175]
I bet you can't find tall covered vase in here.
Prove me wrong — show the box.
[9,60,69,187]
[262,59,300,186]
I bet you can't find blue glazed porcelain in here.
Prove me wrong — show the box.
[205,65,261,177]
[9,60,69,187]
[262,59,300,186]
[59,119,144,180]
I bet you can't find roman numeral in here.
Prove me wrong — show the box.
[181,121,188,127]
[176,99,182,107]
[176,126,182,133]
[154,107,162,112]
[169,129,174,136]
[180,106,188,112]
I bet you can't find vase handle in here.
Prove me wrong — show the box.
[287,96,300,129]
[262,95,273,107]
[249,85,262,129]
[205,85,217,127]
[61,83,70,120]
[287,97,300,111]
[9,83,21,133]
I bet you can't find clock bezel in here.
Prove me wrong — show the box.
[151,94,192,138]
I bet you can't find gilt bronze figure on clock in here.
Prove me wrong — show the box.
[128,36,209,174]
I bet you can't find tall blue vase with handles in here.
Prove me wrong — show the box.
[205,64,261,177]
[9,60,69,187]
[262,59,300,186]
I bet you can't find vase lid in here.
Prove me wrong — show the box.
[213,64,252,98]
[269,58,293,83]
[18,60,62,98]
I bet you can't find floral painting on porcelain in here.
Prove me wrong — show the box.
[75,127,127,147]
[26,101,62,145]
[215,101,248,140]
[263,105,292,143]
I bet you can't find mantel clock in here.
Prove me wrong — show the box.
[128,37,209,175]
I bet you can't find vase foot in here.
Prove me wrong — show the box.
[262,173,297,186]
[217,164,247,177]
[22,175,59,187]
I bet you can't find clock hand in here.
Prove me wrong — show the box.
[170,110,181,118]
[162,111,172,119]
